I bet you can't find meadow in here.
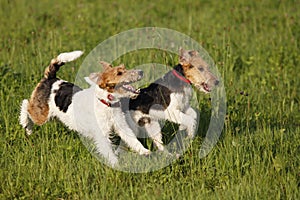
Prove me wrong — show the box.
[0,0,299,199]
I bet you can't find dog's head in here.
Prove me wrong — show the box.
[179,48,219,93]
[89,61,143,99]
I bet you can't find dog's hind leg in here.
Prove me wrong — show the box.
[19,99,34,135]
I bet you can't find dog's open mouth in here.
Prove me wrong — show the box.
[201,82,211,93]
[121,84,140,94]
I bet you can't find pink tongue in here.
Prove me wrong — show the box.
[123,84,136,92]
[203,83,210,92]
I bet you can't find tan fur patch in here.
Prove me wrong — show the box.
[181,57,208,85]
[88,62,143,98]
[97,64,128,93]
[180,49,218,92]
[27,80,50,125]
[44,59,61,79]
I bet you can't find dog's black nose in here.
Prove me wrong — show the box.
[214,80,219,86]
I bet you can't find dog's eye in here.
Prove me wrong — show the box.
[117,71,123,76]
[107,83,115,89]
[199,67,204,72]
[189,65,194,69]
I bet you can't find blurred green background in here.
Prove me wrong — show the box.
[0,0,299,199]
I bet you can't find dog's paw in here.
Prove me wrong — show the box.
[25,128,33,135]
[109,156,119,167]
[139,148,151,156]
[179,124,187,131]
[154,141,164,151]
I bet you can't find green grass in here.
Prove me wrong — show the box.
[1,0,299,199]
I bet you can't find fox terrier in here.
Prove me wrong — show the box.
[124,48,219,151]
[19,51,150,166]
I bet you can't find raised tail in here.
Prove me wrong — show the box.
[44,50,84,79]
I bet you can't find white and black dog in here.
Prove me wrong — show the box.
[121,48,219,151]
[19,51,150,166]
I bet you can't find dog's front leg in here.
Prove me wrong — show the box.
[114,114,150,156]
[178,106,198,138]
[92,128,119,167]
[165,109,197,138]
[144,120,164,151]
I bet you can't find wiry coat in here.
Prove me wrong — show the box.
[20,51,149,166]
[124,49,219,151]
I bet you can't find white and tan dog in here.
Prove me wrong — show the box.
[125,48,220,151]
[19,51,150,166]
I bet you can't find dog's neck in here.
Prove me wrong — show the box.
[172,64,191,83]
[98,97,120,107]
[172,68,191,84]
[95,87,120,107]
[153,64,191,92]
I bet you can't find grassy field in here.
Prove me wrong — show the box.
[1,0,299,199]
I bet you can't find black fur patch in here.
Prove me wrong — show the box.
[37,78,60,103]
[47,63,63,79]
[54,82,82,112]
[155,64,188,92]
[129,83,171,114]
[129,64,190,114]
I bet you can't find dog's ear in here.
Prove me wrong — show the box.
[179,48,199,66]
[92,71,107,89]
[100,61,112,70]
[118,63,125,69]
[188,50,198,57]
[89,72,100,83]
[179,48,191,66]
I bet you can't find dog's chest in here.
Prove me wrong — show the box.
[169,87,192,110]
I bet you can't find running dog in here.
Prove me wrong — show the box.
[125,48,219,151]
[19,51,150,166]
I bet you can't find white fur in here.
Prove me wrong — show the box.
[84,76,198,153]
[19,52,150,166]
[84,76,96,86]
[19,99,33,135]
[128,86,198,152]
[21,81,150,166]
[57,50,84,63]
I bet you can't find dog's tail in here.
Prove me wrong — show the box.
[44,50,84,79]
